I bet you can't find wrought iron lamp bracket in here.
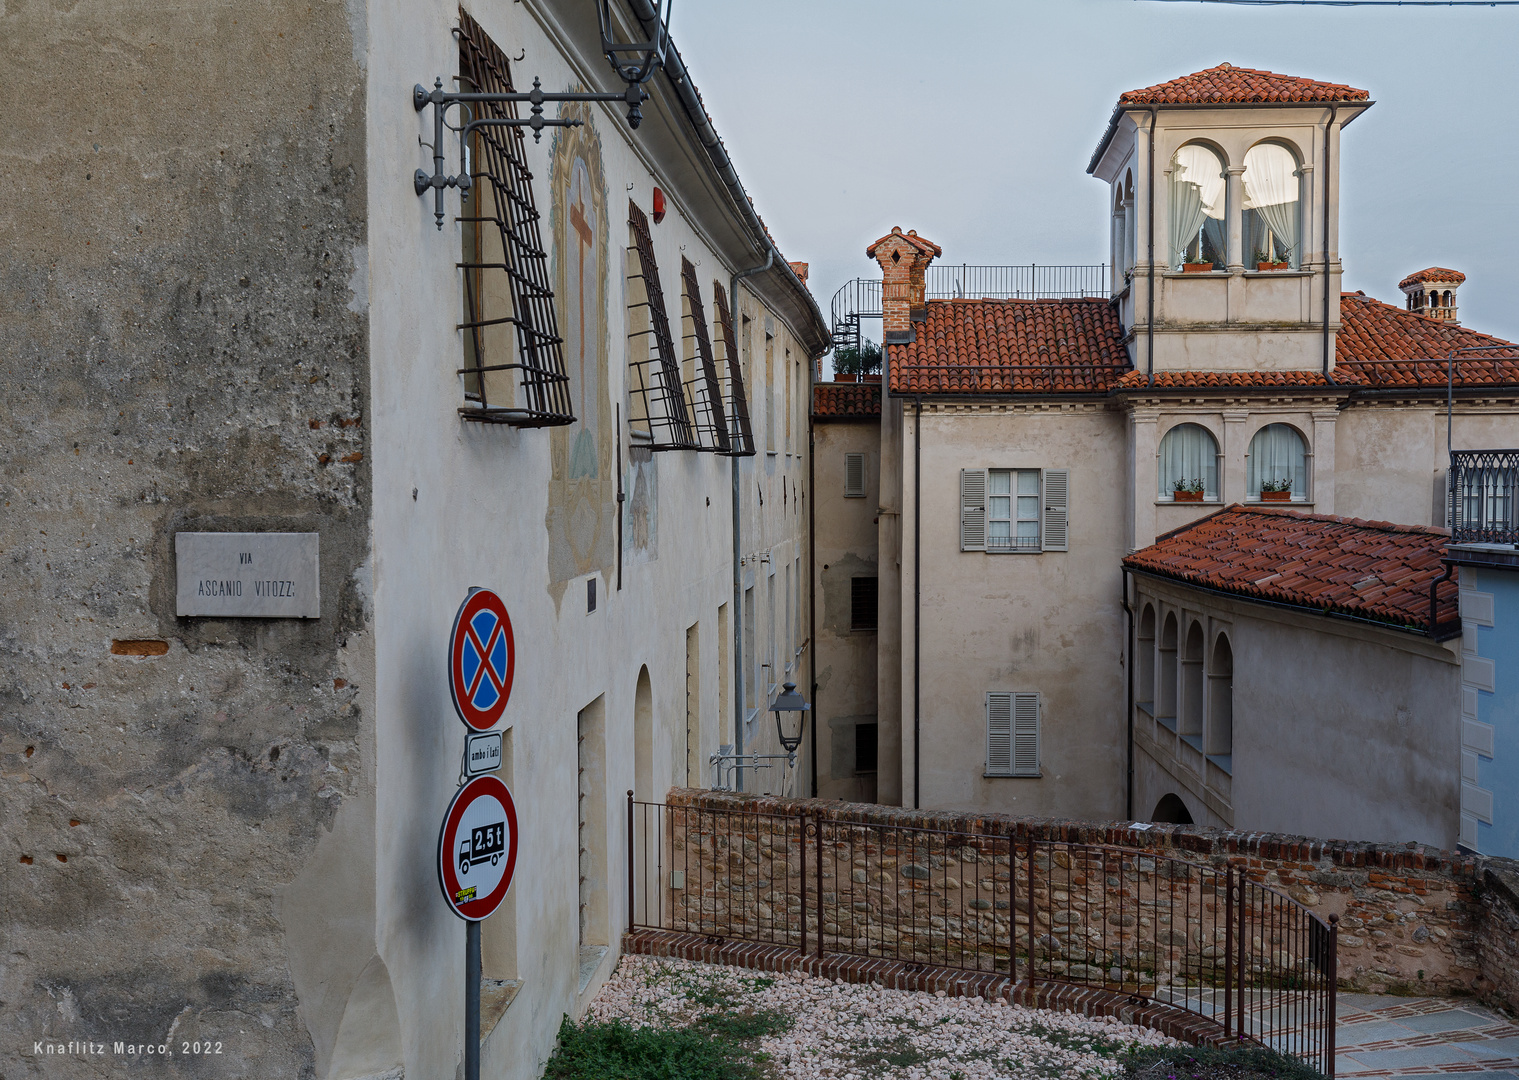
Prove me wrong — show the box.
[412,77,648,229]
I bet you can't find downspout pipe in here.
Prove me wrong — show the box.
[1146,107,1157,386]
[1121,567,1134,821]
[1322,106,1338,384]
[1429,560,1456,638]
[913,394,922,810]
[730,253,773,785]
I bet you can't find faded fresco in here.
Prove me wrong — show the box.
[547,99,615,592]
[625,445,658,563]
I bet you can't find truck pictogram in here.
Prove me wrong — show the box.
[458,821,505,875]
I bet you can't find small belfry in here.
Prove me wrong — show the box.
[1399,267,1466,324]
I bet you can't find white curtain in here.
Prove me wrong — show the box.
[1243,144,1300,267]
[1169,145,1224,268]
[1247,424,1307,499]
[1159,423,1219,499]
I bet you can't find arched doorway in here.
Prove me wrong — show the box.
[1152,793,1194,825]
[634,666,653,803]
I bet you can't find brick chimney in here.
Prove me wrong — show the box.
[787,261,809,286]
[866,227,941,343]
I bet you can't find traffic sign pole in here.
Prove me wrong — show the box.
[466,920,481,1080]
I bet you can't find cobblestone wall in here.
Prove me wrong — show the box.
[660,791,1519,1011]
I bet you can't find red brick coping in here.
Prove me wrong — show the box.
[624,928,1231,1049]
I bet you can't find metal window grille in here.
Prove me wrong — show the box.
[1449,449,1519,545]
[850,576,878,631]
[679,258,730,451]
[456,11,574,427]
[712,282,755,456]
[626,200,698,450]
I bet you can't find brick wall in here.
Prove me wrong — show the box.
[661,790,1519,1011]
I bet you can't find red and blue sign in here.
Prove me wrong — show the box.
[436,773,518,920]
[449,588,515,732]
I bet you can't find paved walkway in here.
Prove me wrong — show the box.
[1337,993,1519,1078]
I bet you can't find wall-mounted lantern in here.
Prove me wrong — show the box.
[413,0,673,228]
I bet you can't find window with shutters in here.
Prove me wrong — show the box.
[626,200,699,450]
[960,468,1069,552]
[850,576,878,631]
[711,283,755,456]
[986,692,1040,778]
[844,453,866,498]
[678,258,729,451]
[456,12,574,427]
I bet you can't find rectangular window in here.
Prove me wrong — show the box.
[767,571,776,694]
[679,258,729,451]
[626,201,698,449]
[850,576,879,631]
[986,692,1040,777]
[743,587,756,711]
[844,452,866,497]
[712,283,754,455]
[764,332,775,453]
[854,722,879,773]
[961,468,1069,553]
[785,347,793,453]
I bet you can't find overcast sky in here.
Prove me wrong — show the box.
[673,0,1519,354]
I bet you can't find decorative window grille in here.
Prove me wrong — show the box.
[712,282,755,456]
[679,258,730,451]
[961,468,1068,552]
[626,200,698,450]
[844,452,866,497]
[986,692,1040,778]
[850,576,878,631]
[456,11,574,427]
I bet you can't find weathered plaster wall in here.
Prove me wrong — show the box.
[813,416,880,803]
[1131,578,1461,848]
[902,405,1128,818]
[0,0,371,1076]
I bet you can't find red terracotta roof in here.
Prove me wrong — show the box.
[1398,267,1466,289]
[1119,63,1369,106]
[1116,369,1361,389]
[813,381,882,418]
[888,298,1130,394]
[1336,293,1519,388]
[866,226,942,259]
[1123,506,1456,635]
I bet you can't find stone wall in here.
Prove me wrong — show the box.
[662,791,1519,1012]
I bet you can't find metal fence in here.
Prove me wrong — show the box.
[1450,449,1519,545]
[629,798,1338,1077]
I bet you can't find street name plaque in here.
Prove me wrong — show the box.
[175,532,320,618]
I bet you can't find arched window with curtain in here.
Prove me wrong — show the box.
[1158,423,1219,501]
[1243,143,1301,269]
[1247,423,1308,501]
[1207,632,1233,773]
[1169,144,1225,270]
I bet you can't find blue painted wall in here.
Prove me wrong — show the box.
[1474,566,1519,857]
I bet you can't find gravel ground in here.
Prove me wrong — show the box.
[586,955,1182,1079]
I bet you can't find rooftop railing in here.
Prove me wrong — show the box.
[1450,449,1519,546]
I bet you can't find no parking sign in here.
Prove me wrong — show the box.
[448,588,515,731]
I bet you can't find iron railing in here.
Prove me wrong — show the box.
[629,798,1338,1077]
[829,264,1109,357]
[1450,450,1519,545]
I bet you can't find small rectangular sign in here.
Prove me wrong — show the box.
[175,532,320,618]
[465,732,503,777]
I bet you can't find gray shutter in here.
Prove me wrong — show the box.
[960,469,987,551]
[1013,693,1041,776]
[844,452,866,497]
[986,692,1012,775]
[1042,469,1069,552]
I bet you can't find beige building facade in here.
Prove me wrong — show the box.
[2,3,824,1079]
[812,66,1518,849]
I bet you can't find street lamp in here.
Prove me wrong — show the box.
[771,682,810,759]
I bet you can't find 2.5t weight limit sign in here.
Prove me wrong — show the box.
[449,589,515,732]
[437,774,518,920]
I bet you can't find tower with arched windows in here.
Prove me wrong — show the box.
[1087,64,1373,376]
[1399,267,1465,324]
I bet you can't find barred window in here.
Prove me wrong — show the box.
[626,200,698,450]
[679,258,730,451]
[456,11,573,427]
[712,283,755,456]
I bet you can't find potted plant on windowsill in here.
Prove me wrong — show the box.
[1172,478,1206,503]
[1259,479,1293,502]
[1182,262,1214,274]
[1253,248,1289,272]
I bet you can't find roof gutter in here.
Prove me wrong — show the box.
[625,0,830,357]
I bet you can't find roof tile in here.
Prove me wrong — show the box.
[1398,267,1466,290]
[1336,293,1519,387]
[1123,506,1456,633]
[1119,63,1369,106]
[813,381,882,418]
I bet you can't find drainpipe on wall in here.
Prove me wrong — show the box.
[730,254,772,787]
[1428,560,1455,638]
[1121,567,1134,821]
[1322,106,1338,384]
[1146,107,1157,386]
[912,394,922,810]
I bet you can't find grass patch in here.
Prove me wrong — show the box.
[1026,1020,1129,1058]
[543,1017,769,1080]
[1122,1045,1327,1080]
[697,1008,792,1041]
